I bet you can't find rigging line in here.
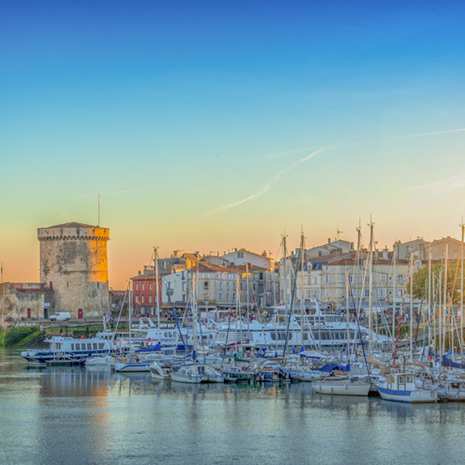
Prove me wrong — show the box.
[421,270,441,363]
[156,256,186,348]
[392,257,412,363]
[282,248,301,357]
[347,277,371,380]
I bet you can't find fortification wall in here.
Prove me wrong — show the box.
[38,225,110,318]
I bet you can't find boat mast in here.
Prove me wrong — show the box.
[461,220,464,351]
[300,226,305,349]
[428,248,432,349]
[155,247,160,343]
[409,249,413,361]
[283,231,288,353]
[346,266,350,362]
[444,239,448,356]
[356,219,361,315]
[246,261,250,342]
[368,217,374,354]
[392,242,397,351]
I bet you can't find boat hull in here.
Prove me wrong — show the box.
[377,386,437,403]
[312,381,370,396]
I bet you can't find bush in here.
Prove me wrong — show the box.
[5,327,37,346]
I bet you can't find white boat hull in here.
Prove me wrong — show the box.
[312,381,370,396]
[377,386,437,403]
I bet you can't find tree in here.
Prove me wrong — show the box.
[408,263,460,304]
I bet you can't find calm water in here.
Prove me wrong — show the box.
[1,349,464,465]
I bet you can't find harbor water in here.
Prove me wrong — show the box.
[1,349,464,465]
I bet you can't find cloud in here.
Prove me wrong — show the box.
[404,174,465,194]
[200,147,327,219]
[201,126,465,218]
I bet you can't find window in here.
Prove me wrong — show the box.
[227,282,230,290]
[136,284,139,290]
[93,343,97,350]
[135,296,139,303]
[325,289,329,298]
[142,284,145,291]
[379,288,386,298]
[227,293,230,301]
[204,281,209,290]
[99,343,104,349]
[348,275,354,283]
[182,282,186,292]
[219,282,223,290]
[149,296,152,303]
[314,277,317,284]
[259,272,264,280]
[149,284,152,290]
[258,284,264,293]
[75,343,80,350]
[87,343,91,350]
[238,251,244,258]
[324,275,330,284]
[142,296,145,303]
[71,344,74,350]
[397,289,403,297]
[380,274,387,283]
[364,290,369,298]
[397,275,406,283]
[219,293,223,301]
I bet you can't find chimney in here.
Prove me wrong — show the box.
[328,238,331,244]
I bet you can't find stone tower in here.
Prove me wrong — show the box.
[38,222,110,319]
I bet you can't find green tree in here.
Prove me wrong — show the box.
[408,263,461,303]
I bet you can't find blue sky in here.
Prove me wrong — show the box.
[1,1,465,286]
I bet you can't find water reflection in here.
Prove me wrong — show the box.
[2,349,465,465]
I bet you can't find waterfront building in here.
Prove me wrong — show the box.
[0,282,53,327]
[222,248,275,271]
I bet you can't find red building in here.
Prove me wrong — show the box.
[131,271,162,316]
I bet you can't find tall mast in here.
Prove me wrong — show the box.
[461,220,464,350]
[368,217,374,354]
[428,248,432,349]
[300,226,305,349]
[346,266,350,362]
[444,239,448,355]
[246,261,250,341]
[355,219,361,315]
[283,232,288,312]
[155,247,160,343]
[392,242,397,351]
[409,249,414,361]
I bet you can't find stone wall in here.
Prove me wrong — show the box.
[38,224,110,318]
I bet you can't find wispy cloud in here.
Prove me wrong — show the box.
[201,126,465,219]
[403,174,465,194]
[200,148,327,219]
[256,147,320,159]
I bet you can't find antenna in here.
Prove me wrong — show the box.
[336,223,344,241]
[98,194,100,227]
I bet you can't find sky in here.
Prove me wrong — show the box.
[1,1,465,288]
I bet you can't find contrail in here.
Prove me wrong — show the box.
[201,148,326,219]
[201,126,465,219]
[57,189,143,200]
[400,127,465,139]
